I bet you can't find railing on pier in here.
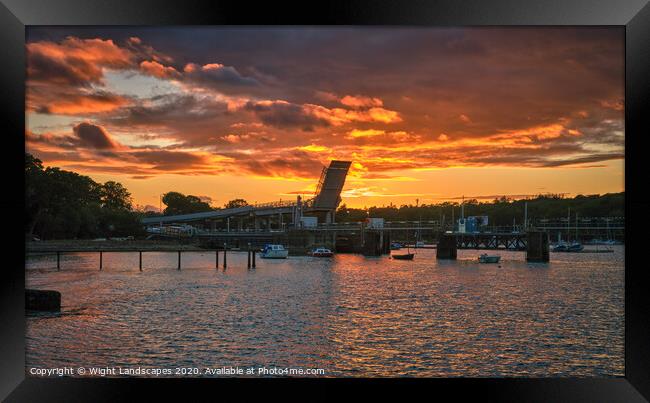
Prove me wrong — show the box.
[251,199,297,209]
[37,247,261,271]
[147,226,195,237]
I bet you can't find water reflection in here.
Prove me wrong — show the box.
[26,247,624,377]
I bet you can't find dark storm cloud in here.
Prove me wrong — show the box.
[73,122,117,149]
[106,93,228,128]
[243,100,331,130]
[218,150,325,178]
[131,150,208,171]
[28,123,119,150]
[183,63,260,90]
[27,50,99,87]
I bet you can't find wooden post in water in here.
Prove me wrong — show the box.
[99,251,103,270]
[139,251,143,271]
[223,243,227,269]
[177,250,181,270]
[56,251,60,270]
[215,249,219,269]
[252,244,256,268]
[247,243,251,268]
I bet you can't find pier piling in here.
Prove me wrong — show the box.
[139,251,143,271]
[99,251,103,270]
[247,243,251,268]
[177,250,181,270]
[526,231,549,262]
[215,250,219,269]
[56,251,60,270]
[252,245,256,268]
[436,234,457,260]
[223,243,227,269]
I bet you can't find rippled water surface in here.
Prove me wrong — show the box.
[26,246,624,377]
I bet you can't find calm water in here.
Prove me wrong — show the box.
[26,246,624,377]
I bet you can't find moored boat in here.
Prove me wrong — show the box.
[567,242,584,252]
[552,241,583,252]
[552,242,568,252]
[478,254,501,263]
[310,247,334,257]
[392,253,414,260]
[390,242,402,250]
[260,244,289,259]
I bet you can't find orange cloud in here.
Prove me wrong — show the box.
[347,129,385,138]
[340,95,383,108]
[297,144,331,153]
[307,105,402,125]
[25,29,624,207]
[140,60,180,79]
[27,37,133,86]
[45,93,129,115]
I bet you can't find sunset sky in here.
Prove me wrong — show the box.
[25,27,624,210]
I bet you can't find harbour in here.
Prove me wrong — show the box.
[19,24,630,387]
[26,245,624,377]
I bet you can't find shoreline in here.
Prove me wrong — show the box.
[26,239,201,254]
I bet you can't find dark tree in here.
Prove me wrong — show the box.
[101,181,133,210]
[25,153,145,240]
[224,199,248,209]
[162,192,213,215]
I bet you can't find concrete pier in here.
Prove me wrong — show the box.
[436,234,457,259]
[362,231,382,256]
[526,231,550,262]
[26,289,61,312]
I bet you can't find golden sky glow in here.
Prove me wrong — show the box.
[25,28,624,210]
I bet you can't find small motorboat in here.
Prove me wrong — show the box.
[392,253,414,260]
[415,241,425,248]
[552,242,568,252]
[567,242,584,252]
[260,244,289,259]
[478,254,501,263]
[310,247,334,257]
[390,242,402,250]
[394,234,415,260]
[552,241,583,252]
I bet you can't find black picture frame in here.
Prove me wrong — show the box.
[1,0,649,401]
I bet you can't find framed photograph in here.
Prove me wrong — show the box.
[2,0,649,401]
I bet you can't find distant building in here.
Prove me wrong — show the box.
[365,217,385,229]
[457,215,488,233]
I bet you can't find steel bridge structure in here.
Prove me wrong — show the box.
[142,160,351,235]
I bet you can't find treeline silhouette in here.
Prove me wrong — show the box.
[26,154,145,240]
[26,152,624,239]
[335,193,624,226]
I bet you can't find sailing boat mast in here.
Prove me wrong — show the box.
[451,206,454,232]
[524,201,528,230]
[567,207,570,242]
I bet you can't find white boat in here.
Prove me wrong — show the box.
[415,241,425,248]
[478,254,501,263]
[309,247,334,257]
[260,244,289,259]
